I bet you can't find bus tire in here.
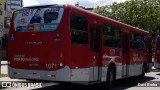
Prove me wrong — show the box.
[139,64,146,78]
[106,66,115,88]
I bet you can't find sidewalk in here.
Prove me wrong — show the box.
[0,77,25,81]
[0,61,25,89]
[1,61,8,74]
[0,61,22,81]
[0,61,25,81]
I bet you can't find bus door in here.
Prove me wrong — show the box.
[90,25,101,81]
[122,32,130,76]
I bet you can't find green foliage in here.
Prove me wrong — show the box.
[0,74,8,77]
[95,0,160,40]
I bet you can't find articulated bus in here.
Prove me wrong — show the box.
[154,35,160,69]
[8,4,152,85]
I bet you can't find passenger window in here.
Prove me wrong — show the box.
[71,14,88,44]
[130,32,146,51]
[103,24,121,48]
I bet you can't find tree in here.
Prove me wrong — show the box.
[94,0,160,52]
[95,0,160,40]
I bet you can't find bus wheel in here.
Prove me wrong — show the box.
[107,66,115,88]
[139,65,146,78]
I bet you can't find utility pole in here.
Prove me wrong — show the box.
[10,0,11,12]
[0,1,2,75]
[21,0,23,8]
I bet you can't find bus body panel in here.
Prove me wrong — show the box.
[154,35,160,69]
[8,4,152,84]
[8,5,72,81]
[8,65,71,81]
[9,32,63,70]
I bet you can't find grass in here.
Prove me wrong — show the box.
[0,74,8,77]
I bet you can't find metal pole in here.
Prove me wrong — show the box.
[0,39,1,74]
[21,0,23,8]
[0,0,2,73]
[10,0,11,12]
[0,58,2,74]
[0,51,2,74]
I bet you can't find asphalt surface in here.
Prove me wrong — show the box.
[0,61,160,90]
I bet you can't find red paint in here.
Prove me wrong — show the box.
[8,4,151,75]
[155,35,160,63]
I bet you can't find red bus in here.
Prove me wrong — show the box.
[8,4,152,85]
[154,35,160,69]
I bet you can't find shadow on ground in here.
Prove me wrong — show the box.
[32,76,155,90]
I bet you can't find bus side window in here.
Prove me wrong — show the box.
[141,36,146,51]
[103,24,121,48]
[130,33,146,51]
[103,24,113,47]
[130,33,141,50]
[113,27,121,47]
[71,14,88,44]
[130,32,136,49]
[158,37,160,45]
[156,36,160,51]
[157,37,160,50]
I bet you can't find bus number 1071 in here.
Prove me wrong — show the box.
[45,64,55,69]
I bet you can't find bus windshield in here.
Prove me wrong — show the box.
[14,7,64,32]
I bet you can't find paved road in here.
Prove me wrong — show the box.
[0,61,160,90]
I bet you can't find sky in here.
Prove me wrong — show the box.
[23,0,127,8]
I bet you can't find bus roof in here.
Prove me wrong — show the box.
[67,4,149,35]
[20,4,149,35]
[23,4,65,9]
